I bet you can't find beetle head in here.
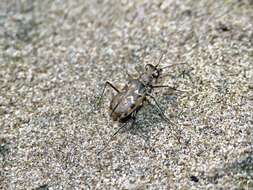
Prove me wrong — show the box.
[145,64,161,79]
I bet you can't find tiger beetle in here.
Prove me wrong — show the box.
[96,54,181,155]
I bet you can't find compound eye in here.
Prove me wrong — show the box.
[145,64,154,71]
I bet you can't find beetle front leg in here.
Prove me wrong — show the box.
[152,85,188,94]
[97,81,120,107]
[152,84,176,89]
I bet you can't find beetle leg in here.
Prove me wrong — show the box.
[97,118,135,155]
[146,93,171,123]
[97,81,120,106]
[152,85,188,94]
[152,85,177,90]
[125,70,135,80]
[129,111,137,129]
[110,101,120,117]
[146,93,181,143]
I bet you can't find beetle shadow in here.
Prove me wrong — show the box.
[127,93,180,142]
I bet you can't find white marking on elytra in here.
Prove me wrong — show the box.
[128,95,134,104]
[134,89,140,95]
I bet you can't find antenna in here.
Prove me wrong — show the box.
[159,62,184,70]
[155,53,164,68]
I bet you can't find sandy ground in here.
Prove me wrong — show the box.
[1,0,253,189]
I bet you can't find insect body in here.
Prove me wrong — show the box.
[109,79,146,122]
[97,55,178,154]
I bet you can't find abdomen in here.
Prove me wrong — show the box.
[110,92,144,122]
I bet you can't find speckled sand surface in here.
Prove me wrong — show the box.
[1,0,253,189]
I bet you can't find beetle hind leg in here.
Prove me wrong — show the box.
[97,117,135,155]
[147,93,181,143]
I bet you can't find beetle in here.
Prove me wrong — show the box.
[97,54,180,155]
